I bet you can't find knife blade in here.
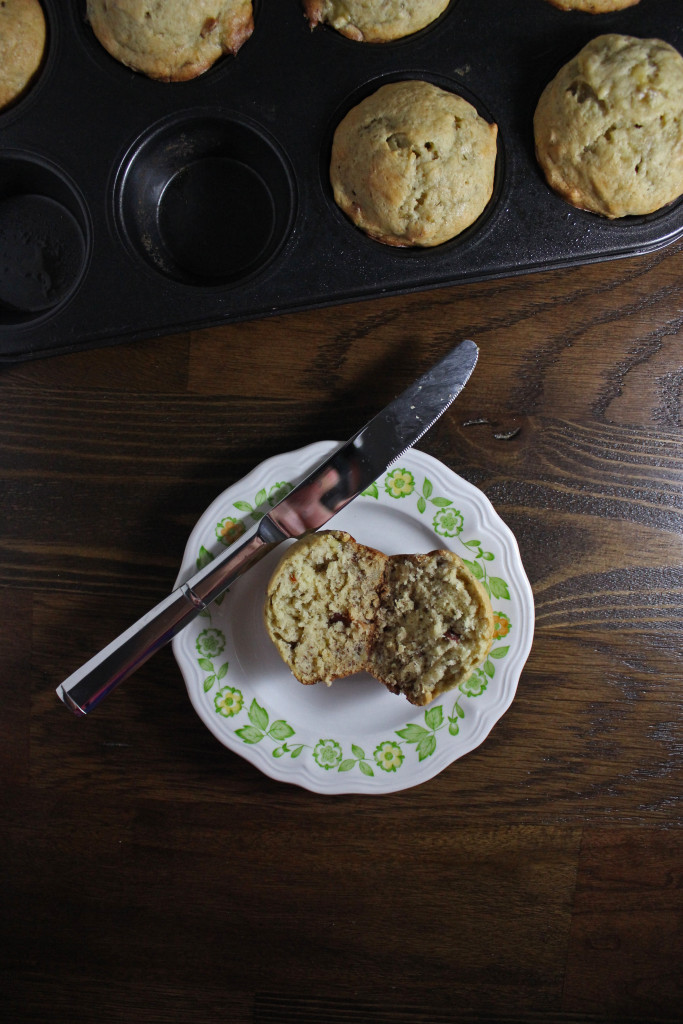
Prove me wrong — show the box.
[57,338,478,716]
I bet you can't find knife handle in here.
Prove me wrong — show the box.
[57,530,271,716]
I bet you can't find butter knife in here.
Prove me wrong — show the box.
[57,338,478,715]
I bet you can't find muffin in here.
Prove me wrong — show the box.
[0,0,46,111]
[368,548,495,707]
[543,1,640,11]
[330,79,498,246]
[303,0,450,43]
[534,34,683,218]
[264,530,495,707]
[264,530,387,687]
[86,0,254,82]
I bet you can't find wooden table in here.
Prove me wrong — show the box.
[2,237,682,1024]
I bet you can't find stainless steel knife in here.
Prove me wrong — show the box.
[57,338,478,716]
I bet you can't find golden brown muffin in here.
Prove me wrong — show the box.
[86,0,254,82]
[330,79,498,247]
[264,530,495,707]
[0,0,46,111]
[534,34,683,218]
[369,548,495,707]
[264,530,387,686]
[543,0,640,11]
[303,0,450,42]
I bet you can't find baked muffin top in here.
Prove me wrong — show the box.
[534,34,683,218]
[330,79,498,247]
[0,0,46,111]
[542,0,640,12]
[303,0,450,42]
[86,0,254,82]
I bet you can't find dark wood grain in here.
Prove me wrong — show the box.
[2,238,682,1024]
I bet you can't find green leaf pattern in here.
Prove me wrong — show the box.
[192,465,513,781]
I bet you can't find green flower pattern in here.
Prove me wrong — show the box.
[214,685,243,717]
[192,465,513,780]
[384,467,415,499]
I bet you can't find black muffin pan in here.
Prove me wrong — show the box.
[1,0,681,361]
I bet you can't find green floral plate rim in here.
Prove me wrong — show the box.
[172,440,534,794]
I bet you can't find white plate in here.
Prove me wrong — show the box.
[172,441,534,794]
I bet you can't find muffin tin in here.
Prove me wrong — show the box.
[1,0,681,361]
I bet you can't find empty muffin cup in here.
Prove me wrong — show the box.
[115,113,295,286]
[0,153,89,325]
